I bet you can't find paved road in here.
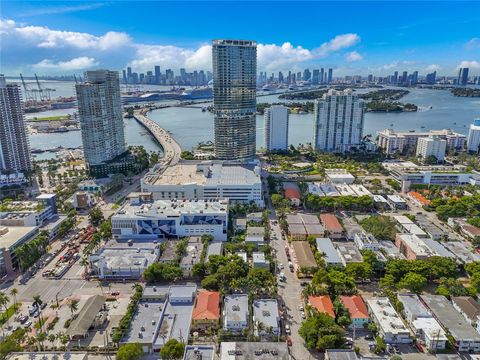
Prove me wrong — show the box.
[133,110,182,166]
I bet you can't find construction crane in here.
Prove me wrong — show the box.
[34,73,55,101]
[19,74,35,101]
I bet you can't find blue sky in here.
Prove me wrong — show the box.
[1,1,480,76]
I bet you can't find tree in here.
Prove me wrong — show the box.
[9,288,18,312]
[32,295,45,333]
[299,312,345,351]
[160,339,185,359]
[116,343,143,360]
[88,207,104,226]
[143,263,183,283]
[68,299,79,316]
[345,262,373,281]
[398,272,427,294]
[271,194,284,208]
[48,333,56,348]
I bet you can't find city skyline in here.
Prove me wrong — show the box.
[2,1,480,76]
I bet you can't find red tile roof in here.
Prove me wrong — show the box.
[340,295,369,319]
[320,214,343,232]
[192,290,220,321]
[285,188,301,200]
[308,295,335,318]
[409,191,431,206]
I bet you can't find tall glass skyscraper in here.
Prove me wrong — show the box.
[212,39,257,160]
[0,75,32,173]
[76,70,126,169]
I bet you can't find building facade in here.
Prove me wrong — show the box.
[111,195,228,241]
[467,119,480,153]
[314,89,364,152]
[76,70,126,173]
[212,40,257,160]
[264,105,289,152]
[0,75,32,173]
[416,136,447,162]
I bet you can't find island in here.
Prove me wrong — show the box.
[451,88,480,97]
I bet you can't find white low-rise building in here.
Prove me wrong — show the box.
[111,194,228,241]
[412,317,448,352]
[366,297,411,344]
[253,299,280,337]
[325,169,355,184]
[223,294,249,332]
[141,161,264,207]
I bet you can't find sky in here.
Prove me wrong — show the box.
[1,1,480,77]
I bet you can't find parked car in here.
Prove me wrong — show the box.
[285,325,291,335]
[23,321,32,328]
[301,311,306,319]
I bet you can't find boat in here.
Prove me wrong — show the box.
[181,87,212,100]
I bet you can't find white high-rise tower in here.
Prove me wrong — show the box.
[313,89,364,152]
[264,105,289,152]
[76,70,126,171]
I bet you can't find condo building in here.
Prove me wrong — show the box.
[0,75,32,173]
[313,89,364,152]
[76,70,126,175]
[416,136,447,162]
[467,119,480,153]
[264,105,289,152]
[212,40,257,160]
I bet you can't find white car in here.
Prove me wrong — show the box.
[285,325,291,334]
[301,311,306,319]
[279,263,284,269]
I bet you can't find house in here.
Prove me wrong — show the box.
[192,290,221,330]
[308,295,335,318]
[245,226,265,247]
[366,297,411,344]
[253,299,280,337]
[320,214,343,239]
[66,295,107,340]
[340,296,369,329]
[315,238,343,267]
[247,212,263,223]
[252,252,269,269]
[292,241,317,275]
[234,218,247,231]
[223,294,249,333]
[452,297,480,326]
[284,182,301,206]
[421,294,480,352]
[408,191,431,206]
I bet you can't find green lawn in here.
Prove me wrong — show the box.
[0,303,21,325]
[29,115,70,122]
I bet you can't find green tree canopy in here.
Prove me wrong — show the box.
[299,312,345,351]
[160,339,185,359]
[116,343,143,360]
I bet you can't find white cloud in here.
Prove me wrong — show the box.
[1,19,361,74]
[345,51,363,62]
[20,3,105,17]
[33,57,99,70]
[3,19,131,50]
[315,33,361,57]
[466,38,480,50]
[457,61,480,72]
[425,64,440,72]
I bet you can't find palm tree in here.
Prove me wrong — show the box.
[79,256,89,275]
[68,299,79,317]
[48,333,56,349]
[10,288,18,312]
[32,295,45,333]
[36,332,46,351]
[0,292,10,333]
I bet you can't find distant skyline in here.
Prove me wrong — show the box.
[1,1,480,76]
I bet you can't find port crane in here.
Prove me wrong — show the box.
[34,73,56,101]
[19,74,35,101]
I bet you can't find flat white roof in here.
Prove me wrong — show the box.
[367,297,410,336]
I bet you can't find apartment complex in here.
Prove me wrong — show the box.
[75,70,126,176]
[416,136,447,162]
[377,128,466,155]
[314,89,365,152]
[264,105,289,152]
[212,39,257,160]
[0,75,32,173]
[467,119,480,153]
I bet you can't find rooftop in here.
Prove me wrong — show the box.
[292,241,317,268]
[325,349,358,360]
[315,238,343,264]
[192,290,220,321]
[115,198,228,219]
[220,342,289,360]
[145,162,261,187]
[320,214,343,232]
[412,317,448,342]
[308,295,335,317]
[91,246,159,270]
[6,354,87,360]
[253,299,279,330]
[397,293,431,319]
[340,295,369,319]
[443,241,480,264]
[452,296,480,321]
[288,224,307,235]
[224,294,249,324]
[299,213,320,225]
[184,345,215,360]
[334,242,364,263]
[367,297,409,336]
[0,226,38,250]
[421,295,480,342]
[206,241,223,259]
